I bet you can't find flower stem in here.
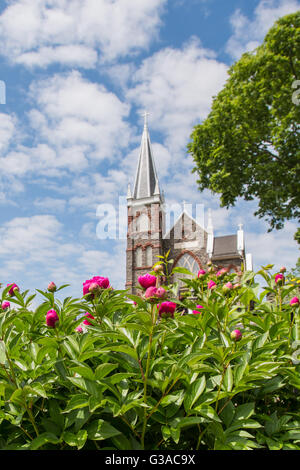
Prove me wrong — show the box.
[141,304,156,449]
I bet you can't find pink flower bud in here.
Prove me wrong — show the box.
[83,276,110,296]
[145,286,167,302]
[290,297,300,306]
[46,309,59,328]
[208,280,216,290]
[76,325,83,333]
[47,282,57,292]
[1,301,10,310]
[280,266,286,273]
[222,282,233,293]
[198,269,206,277]
[7,283,19,297]
[275,273,284,285]
[83,312,95,325]
[233,283,241,290]
[158,301,176,319]
[192,305,204,315]
[138,273,157,289]
[216,268,228,277]
[231,329,242,341]
[154,265,164,274]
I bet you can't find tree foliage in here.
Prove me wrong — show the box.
[188,12,300,233]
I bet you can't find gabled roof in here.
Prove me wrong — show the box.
[163,210,206,240]
[133,116,159,200]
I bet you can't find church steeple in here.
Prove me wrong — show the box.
[133,112,159,200]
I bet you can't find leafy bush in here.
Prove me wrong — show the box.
[0,263,299,450]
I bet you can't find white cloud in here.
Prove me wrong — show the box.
[127,38,228,156]
[33,197,67,213]
[0,71,132,177]
[226,0,300,60]
[0,0,166,68]
[0,113,16,152]
[0,214,127,297]
[16,45,98,69]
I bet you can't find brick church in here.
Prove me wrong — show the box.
[126,116,252,294]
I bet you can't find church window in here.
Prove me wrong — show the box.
[173,253,199,288]
[136,247,143,267]
[146,246,152,266]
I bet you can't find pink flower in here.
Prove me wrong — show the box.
[231,329,242,342]
[47,282,57,292]
[1,301,10,310]
[7,283,19,296]
[216,268,228,277]
[158,301,176,319]
[193,305,204,315]
[46,309,59,328]
[83,312,95,325]
[275,273,284,285]
[233,283,241,290]
[83,276,110,296]
[290,297,300,306]
[145,286,167,302]
[223,282,233,293]
[208,280,216,290]
[198,269,206,277]
[76,325,83,333]
[280,266,286,273]
[138,273,157,289]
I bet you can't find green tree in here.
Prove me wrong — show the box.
[188,12,300,236]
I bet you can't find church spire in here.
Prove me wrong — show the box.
[133,112,159,200]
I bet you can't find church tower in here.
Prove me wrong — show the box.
[126,114,165,294]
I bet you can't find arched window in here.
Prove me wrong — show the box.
[173,253,199,288]
[146,246,152,267]
[136,247,143,267]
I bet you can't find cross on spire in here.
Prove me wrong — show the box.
[141,111,150,129]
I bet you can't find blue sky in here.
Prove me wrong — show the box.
[0,0,299,301]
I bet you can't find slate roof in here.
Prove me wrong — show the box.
[213,234,239,259]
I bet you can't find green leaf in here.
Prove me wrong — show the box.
[234,403,255,421]
[194,405,222,422]
[30,432,60,450]
[101,345,138,360]
[62,431,77,447]
[63,394,90,413]
[184,376,206,412]
[87,419,121,441]
[0,341,7,364]
[95,363,118,380]
[77,429,87,450]
[223,365,233,392]
[253,332,269,350]
[172,267,193,276]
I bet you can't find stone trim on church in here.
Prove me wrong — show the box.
[126,116,252,294]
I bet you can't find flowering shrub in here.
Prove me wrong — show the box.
[0,261,299,450]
